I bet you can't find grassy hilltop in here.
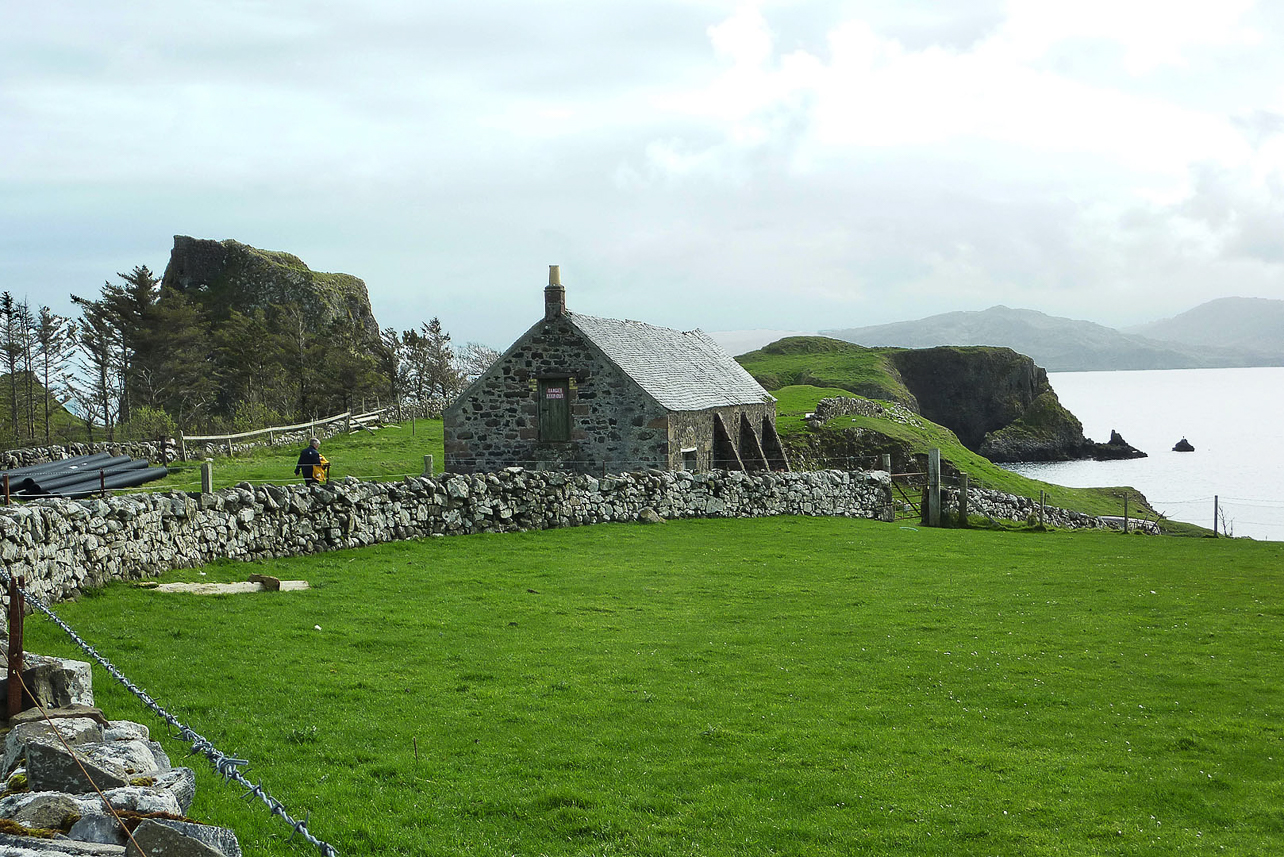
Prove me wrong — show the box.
[736,336,915,404]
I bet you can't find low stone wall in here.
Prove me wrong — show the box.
[940,485,1159,533]
[0,466,1149,614]
[0,421,356,471]
[808,397,923,429]
[1,469,894,609]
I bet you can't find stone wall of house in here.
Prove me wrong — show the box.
[445,316,784,475]
[445,317,672,474]
[667,403,779,471]
[0,469,894,612]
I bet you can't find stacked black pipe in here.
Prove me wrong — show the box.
[0,453,169,499]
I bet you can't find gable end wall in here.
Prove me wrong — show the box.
[444,317,669,473]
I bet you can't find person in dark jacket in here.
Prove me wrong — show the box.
[295,437,329,484]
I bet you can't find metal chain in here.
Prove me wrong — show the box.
[1,571,339,857]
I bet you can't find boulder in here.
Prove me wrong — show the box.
[637,507,664,524]
[26,742,129,793]
[0,790,82,830]
[126,818,240,857]
[155,767,197,814]
[0,652,94,713]
[4,718,105,775]
[0,830,125,855]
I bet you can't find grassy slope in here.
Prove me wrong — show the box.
[772,385,1163,525]
[151,419,446,492]
[737,337,912,403]
[24,517,1284,856]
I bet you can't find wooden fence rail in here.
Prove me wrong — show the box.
[178,408,388,462]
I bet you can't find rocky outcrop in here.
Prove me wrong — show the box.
[886,346,1143,462]
[887,346,1051,450]
[160,236,379,341]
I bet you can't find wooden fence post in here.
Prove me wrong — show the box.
[1123,493,1129,534]
[179,434,187,462]
[958,473,969,528]
[201,462,213,494]
[1213,495,1219,537]
[880,453,891,473]
[422,455,434,477]
[1039,490,1046,527]
[926,448,941,527]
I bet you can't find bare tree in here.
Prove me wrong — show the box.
[456,341,500,385]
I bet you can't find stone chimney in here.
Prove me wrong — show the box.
[544,265,566,320]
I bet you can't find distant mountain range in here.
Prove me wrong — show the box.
[820,298,1284,372]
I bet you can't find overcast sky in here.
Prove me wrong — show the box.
[5,0,1284,352]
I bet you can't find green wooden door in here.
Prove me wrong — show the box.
[539,378,571,441]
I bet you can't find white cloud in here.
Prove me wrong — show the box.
[5,0,1284,347]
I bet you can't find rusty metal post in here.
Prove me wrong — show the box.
[7,576,25,719]
[100,469,107,498]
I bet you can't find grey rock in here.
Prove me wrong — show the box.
[102,722,148,744]
[95,786,181,816]
[67,811,129,845]
[155,768,196,814]
[4,719,105,776]
[81,740,167,779]
[125,818,231,857]
[0,831,126,855]
[0,790,81,830]
[0,655,94,713]
[26,742,128,793]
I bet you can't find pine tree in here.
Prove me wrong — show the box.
[71,297,120,441]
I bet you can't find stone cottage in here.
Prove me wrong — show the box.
[444,267,789,475]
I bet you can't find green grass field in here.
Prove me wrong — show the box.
[150,419,446,492]
[23,517,1284,856]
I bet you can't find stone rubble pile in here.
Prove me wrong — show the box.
[809,397,923,429]
[0,652,239,856]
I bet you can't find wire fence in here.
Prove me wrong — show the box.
[1,569,341,857]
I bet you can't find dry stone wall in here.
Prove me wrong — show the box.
[0,469,894,609]
[0,467,1144,613]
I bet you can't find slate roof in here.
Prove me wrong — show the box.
[569,312,774,411]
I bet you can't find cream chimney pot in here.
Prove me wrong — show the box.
[544,265,566,320]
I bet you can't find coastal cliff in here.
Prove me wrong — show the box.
[737,337,1144,463]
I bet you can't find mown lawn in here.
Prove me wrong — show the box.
[23,517,1284,856]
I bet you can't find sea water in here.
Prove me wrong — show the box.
[1001,367,1284,541]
